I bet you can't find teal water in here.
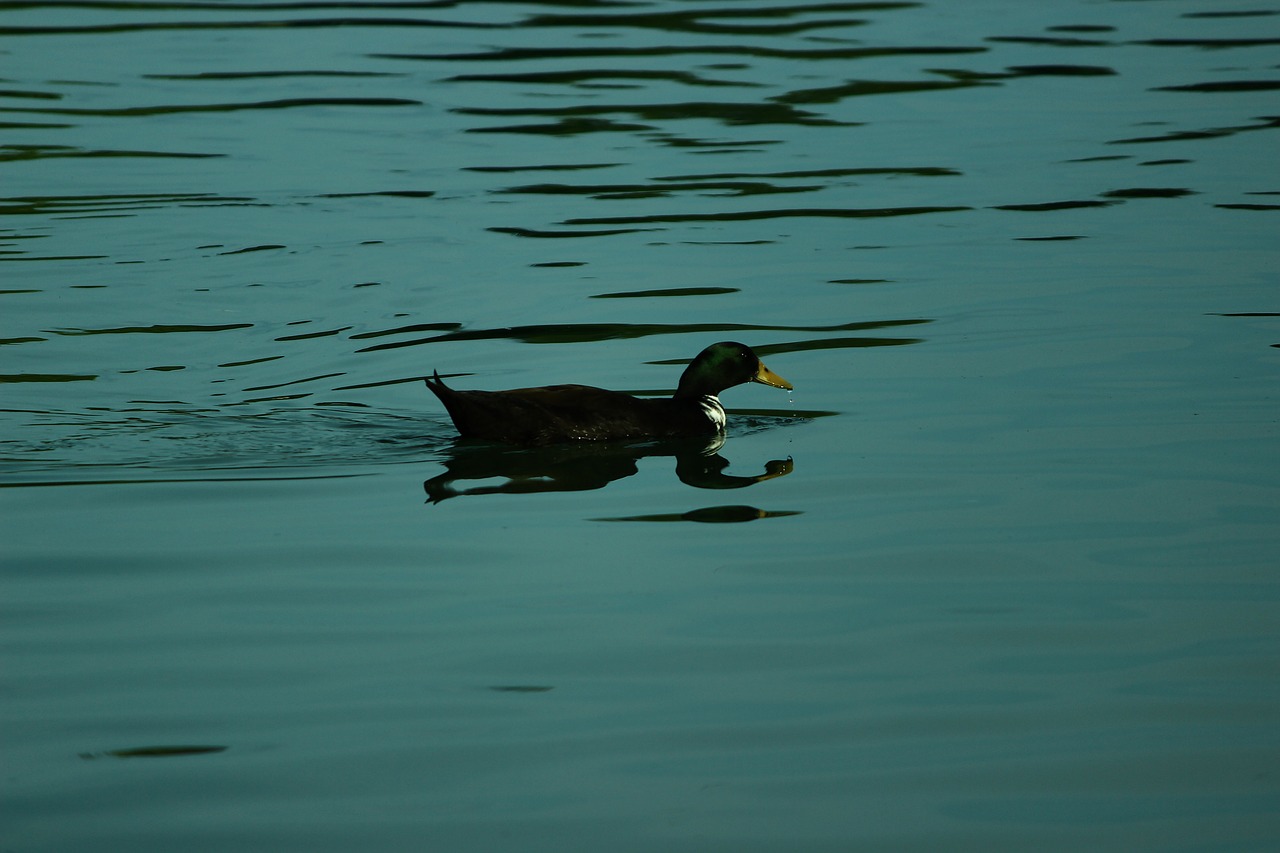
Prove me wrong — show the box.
[2,1,1279,850]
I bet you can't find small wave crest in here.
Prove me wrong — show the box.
[0,405,444,485]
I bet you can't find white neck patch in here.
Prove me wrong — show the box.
[698,395,727,430]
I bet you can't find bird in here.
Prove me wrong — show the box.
[424,341,792,446]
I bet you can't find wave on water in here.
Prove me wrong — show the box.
[0,405,446,486]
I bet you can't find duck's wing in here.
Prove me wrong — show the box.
[428,381,667,445]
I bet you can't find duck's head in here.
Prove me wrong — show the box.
[675,341,793,398]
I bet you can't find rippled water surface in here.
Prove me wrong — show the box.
[3,1,1279,850]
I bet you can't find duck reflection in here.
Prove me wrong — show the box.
[424,434,792,504]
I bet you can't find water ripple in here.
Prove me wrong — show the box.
[0,96,420,117]
[0,144,221,161]
[555,205,970,227]
[380,44,987,63]
[355,319,929,353]
[0,193,260,216]
[0,405,434,484]
[457,101,844,131]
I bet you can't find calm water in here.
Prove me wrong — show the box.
[3,1,1279,850]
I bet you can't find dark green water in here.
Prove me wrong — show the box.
[2,1,1278,850]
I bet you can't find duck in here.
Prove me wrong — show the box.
[425,341,792,446]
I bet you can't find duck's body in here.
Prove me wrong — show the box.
[425,341,791,446]
[425,382,727,446]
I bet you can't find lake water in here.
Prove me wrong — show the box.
[2,1,1278,850]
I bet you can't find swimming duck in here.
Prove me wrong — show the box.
[425,341,792,446]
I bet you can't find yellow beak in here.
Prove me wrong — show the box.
[753,361,793,391]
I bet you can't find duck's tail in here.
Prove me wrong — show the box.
[424,370,449,399]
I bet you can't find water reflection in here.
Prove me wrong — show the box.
[79,745,228,761]
[357,319,928,353]
[424,435,792,504]
[0,96,419,119]
[594,504,801,523]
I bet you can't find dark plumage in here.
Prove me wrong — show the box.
[425,341,792,446]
